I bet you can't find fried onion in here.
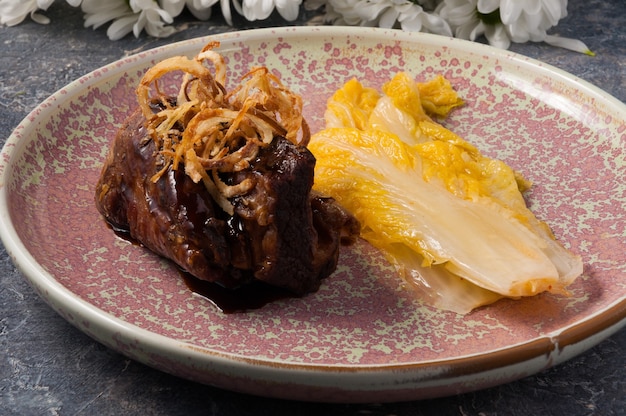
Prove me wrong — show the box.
[136,41,308,215]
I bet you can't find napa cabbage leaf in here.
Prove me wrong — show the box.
[308,73,583,314]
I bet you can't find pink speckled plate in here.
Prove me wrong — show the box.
[1,27,625,403]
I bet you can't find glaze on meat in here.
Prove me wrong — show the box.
[95,108,359,295]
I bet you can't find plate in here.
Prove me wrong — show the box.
[1,26,625,403]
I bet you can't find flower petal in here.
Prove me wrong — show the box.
[30,10,50,24]
[188,0,215,19]
[378,7,400,28]
[545,34,595,56]
[160,0,186,17]
[484,23,511,49]
[221,0,235,25]
[476,0,499,14]
[0,0,37,26]
[275,0,301,20]
[106,15,138,40]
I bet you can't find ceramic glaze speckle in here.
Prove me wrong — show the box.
[0,27,625,402]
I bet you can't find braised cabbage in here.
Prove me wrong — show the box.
[308,73,583,314]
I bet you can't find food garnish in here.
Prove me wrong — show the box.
[136,41,309,215]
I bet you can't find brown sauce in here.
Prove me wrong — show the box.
[107,219,297,313]
[180,270,296,314]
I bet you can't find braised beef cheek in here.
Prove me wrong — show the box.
[95,109,359,295]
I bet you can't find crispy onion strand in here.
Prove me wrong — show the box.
[136,41,308,215]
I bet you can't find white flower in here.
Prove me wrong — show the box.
[81,0,176,40]
[232,0,302,21]
[160,0,214,20]
[0,0,54,26]
[436,0,593,54]
[82,0,132,36]
[161,0,236,26]
[436,0,510,48]
[131,0,176,38]
[0,0,595,55]
[497,0,565,43]
[312,0,451,36]
[304,0,359,25]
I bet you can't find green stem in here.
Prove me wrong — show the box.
[476,9,501,25]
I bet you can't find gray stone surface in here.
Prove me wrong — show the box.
[1,0,624,415]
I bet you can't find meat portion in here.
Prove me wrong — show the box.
[95,109,359,295]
